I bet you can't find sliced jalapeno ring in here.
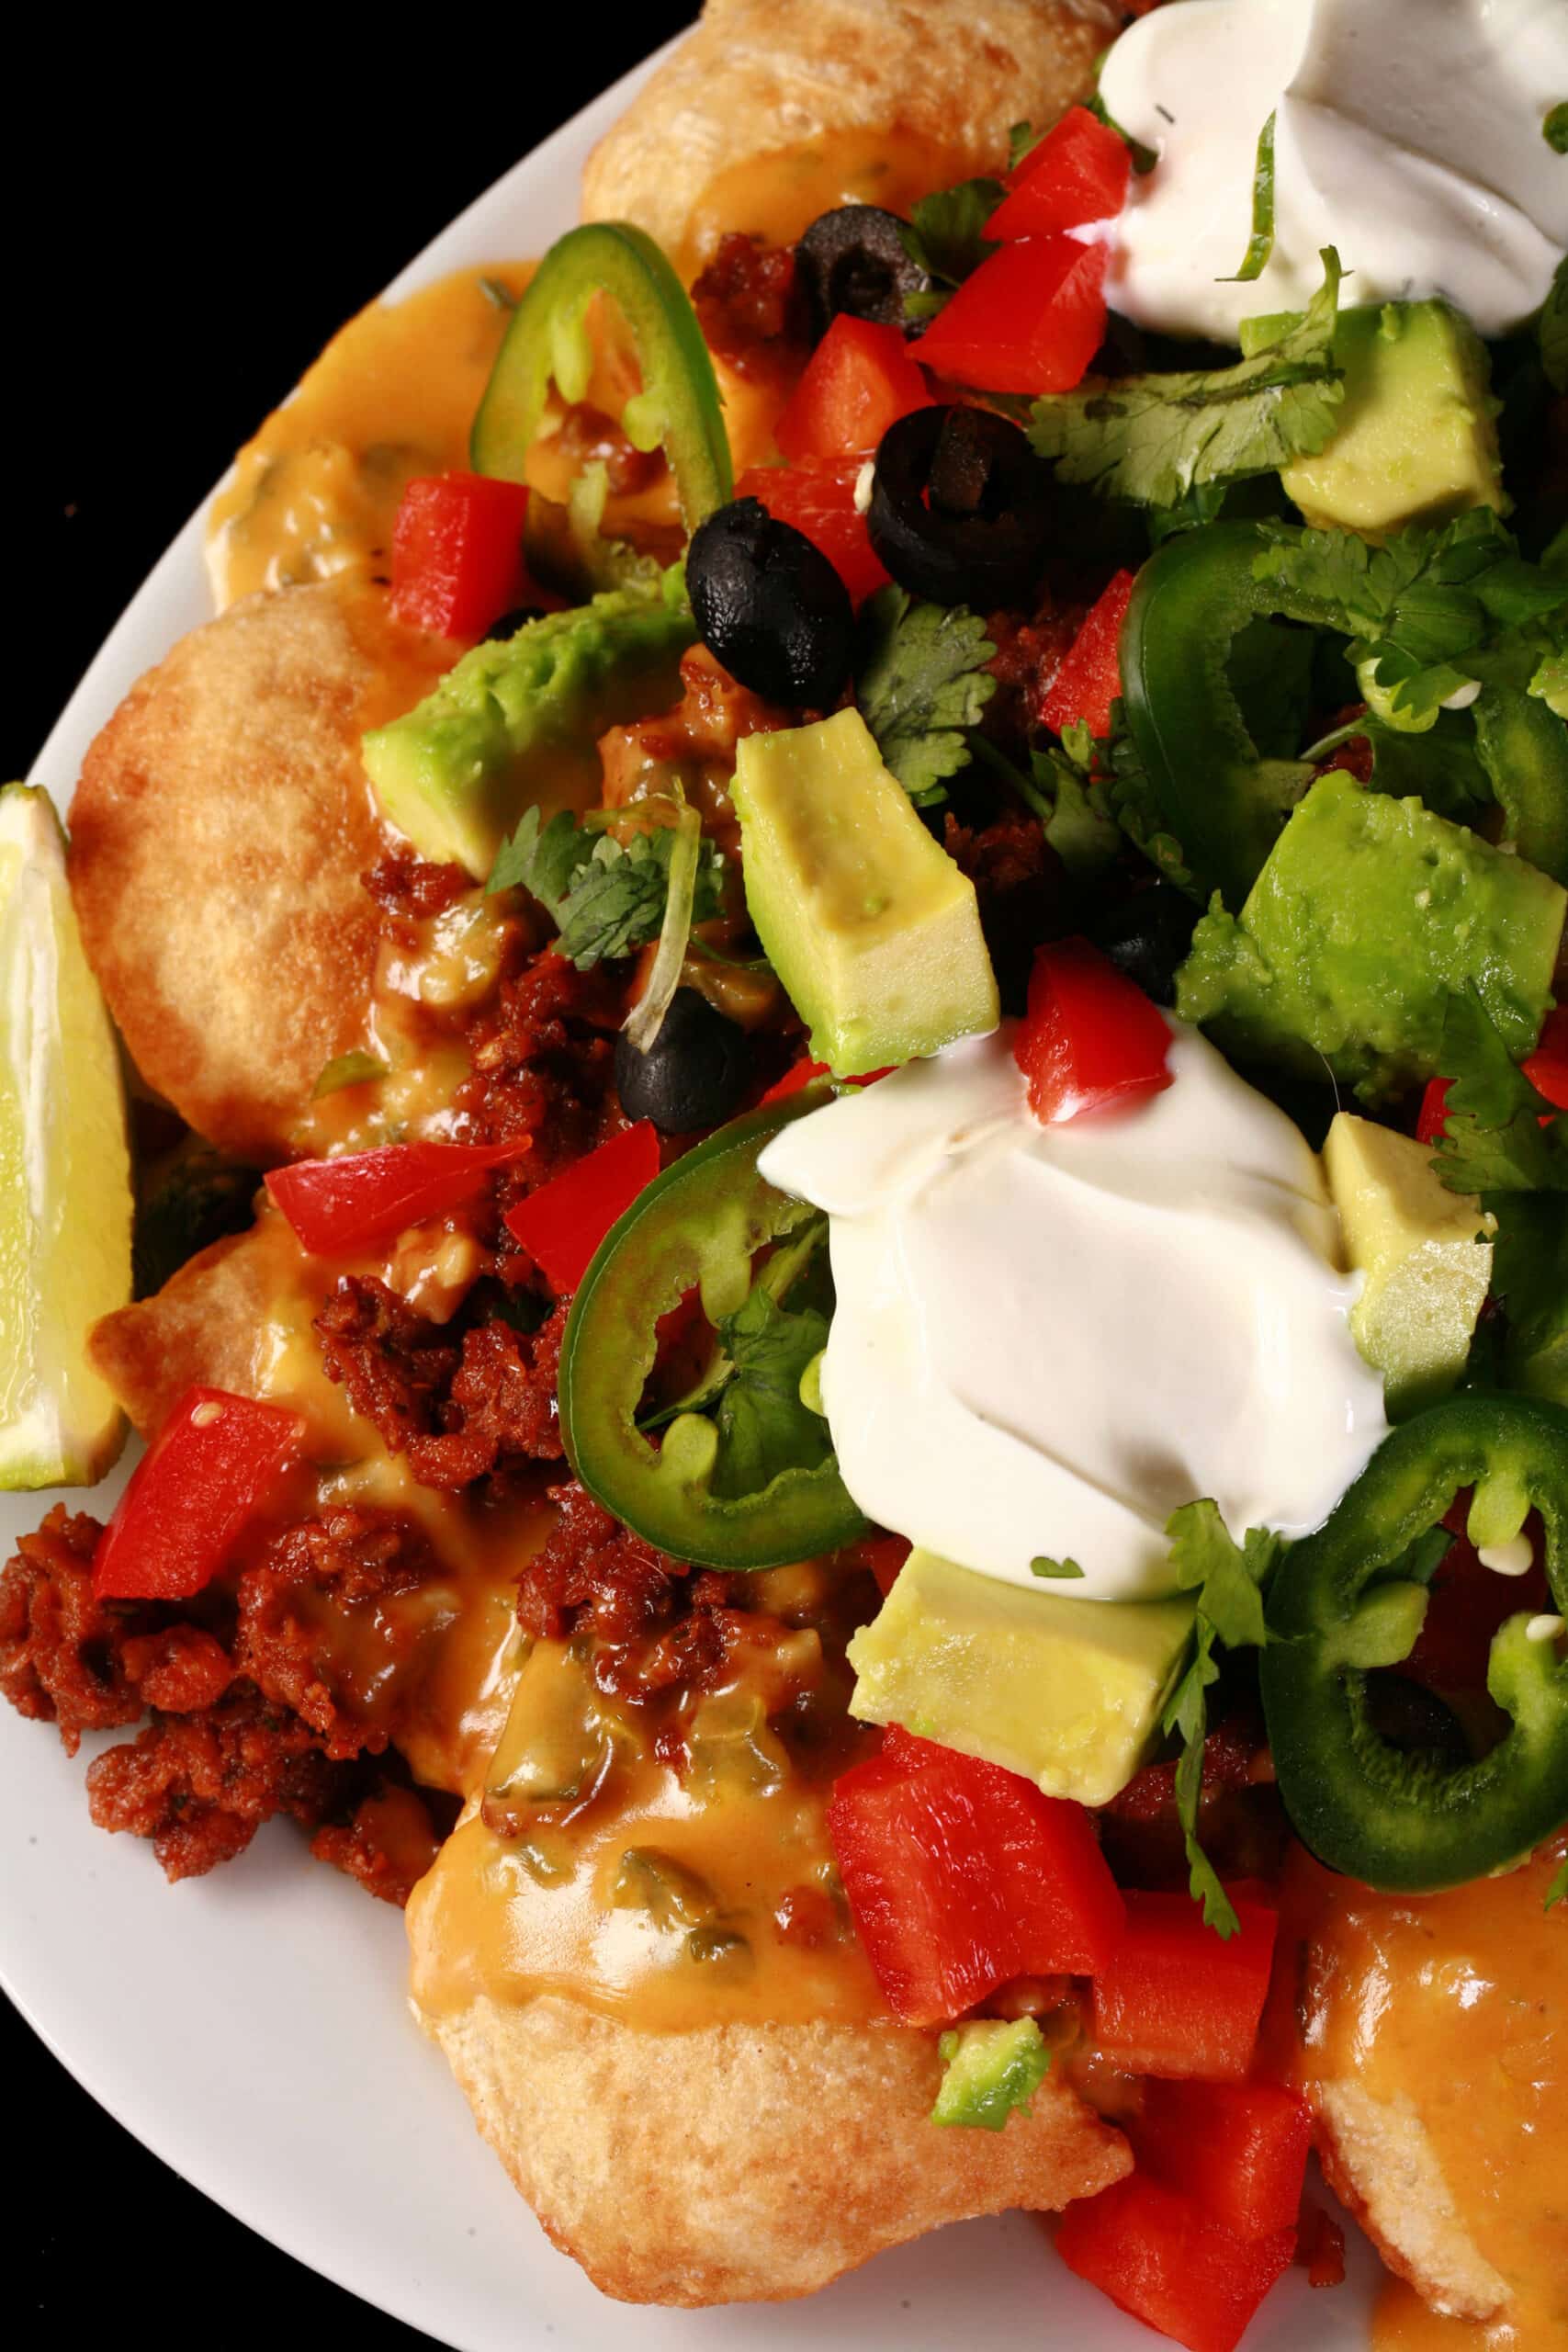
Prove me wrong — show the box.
[1260,1391,1568,1892]
[558,1091,868,1570]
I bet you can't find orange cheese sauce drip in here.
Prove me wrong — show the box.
[1285,1847,1568,2350]
[407,1633,888,2035]
[677,127,978,272]
[208,265,536,609]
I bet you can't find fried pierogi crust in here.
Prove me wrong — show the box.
[68,582,412,1165]
[581,0,1122,264]
[416,1990,1131,2305]
[87,1231,274,1438]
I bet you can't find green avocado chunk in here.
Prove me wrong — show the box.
[932,2018,1050,2132]
[1174,769,1565,1104]
[361,577,694,877]
[1324,1112,1493,1419]
[1250,300,1506,539]
[729,709,999,1075]
[846,1547,1196,1809]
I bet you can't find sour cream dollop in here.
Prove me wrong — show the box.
[1098,0,1568,345]
[758,1023,1388,1603]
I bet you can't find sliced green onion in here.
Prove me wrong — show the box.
[1219,112,1278,284]
[623,797,703,1052]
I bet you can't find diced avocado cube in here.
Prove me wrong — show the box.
[1270,301,1505,539]
[361,582,694,876]
[846,1547,1196,1809]
[1175,769,1565,1104]
[932,2018,1050,2131]
[1325,1113,1494,1418]
[729,709,999,1076]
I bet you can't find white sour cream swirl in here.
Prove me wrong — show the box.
[759,1023,1388,1602]
[1098,0,1568,345]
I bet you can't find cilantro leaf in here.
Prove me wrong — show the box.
[1491,1192,1568,1402]
[1431,992,1568,1199]
[487,807,725,970]
[1028,249,1345,508]
[710,1284,831,1499]
[1167,1498,1279,1652]
[855,589,998,804]
[1031,1555,1086,1579]
[1098,705,1205,899]
[1219,112,1277,284]
[1254,506,1568,733]
[1160,1501,1282,1939]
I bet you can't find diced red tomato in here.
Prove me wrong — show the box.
[266,1137,530,1258]
[734,458,890,605]
[1014,936,1174,1125]
[1090,1887,1279,2081]
[1394,1500,1550,1691]
[988,106,1132,242]
[828,1727,1127,2026]
[1040,569,1137,740]
[1132,2080,1312,2241]
[916,235,1110,397]
[774,316,931,464]
[1417,1005,1568,1144]
[93,1386,307,1602]
[1056,2175,1296,2352]
[389,472,551,639]
[504,1121,661,1294]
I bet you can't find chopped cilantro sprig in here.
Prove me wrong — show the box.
[1161,1501,1282,1939]
[854,589,998,804]
[487,804,725,969]
[1027,249,1346,509]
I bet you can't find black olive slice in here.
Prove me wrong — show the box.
[867,406,1054,607]
[794,205,932,339]
[615,989,752,1133]
[687,497,853,707]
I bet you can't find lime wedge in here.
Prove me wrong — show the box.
[0,782,132,1487]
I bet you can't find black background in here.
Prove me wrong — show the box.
[7,17,690,2346]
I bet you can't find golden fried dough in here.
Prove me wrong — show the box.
[69,582,443,1164]
[87,1230,275,1436]
[417,1990,1130,2304]
[581,0,1122,265]
[1313,2082,1506,2324]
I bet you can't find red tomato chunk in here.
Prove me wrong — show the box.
[988,105,1131,242]
[1040,568,1137,741]
[774,315,930,463]
[916,236,1109,397]
[734,458,890,605]
[1132,2079,1312,2241]
[389,472,540,639]
[93,1387,307,1603]
[267,1138,529,1257]
[1090,1886,1279,2081]
[1057,2174,1296,2352]
[1014,936,1173,1125]
[827,1725,1126,2025]
[505,1120,661,1295]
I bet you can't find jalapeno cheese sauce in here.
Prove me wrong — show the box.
[1098,0,1568,346]
[759,1022,1389,1600]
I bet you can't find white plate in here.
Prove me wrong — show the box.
[2,42,1378,2352]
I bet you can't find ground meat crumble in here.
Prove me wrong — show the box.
[0,1501,445,1895]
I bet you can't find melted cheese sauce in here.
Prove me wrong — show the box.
[409,1630,887,2033]
[1282,1845,1568,2349]
[208,266,536,609]
[678,127,977,276]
